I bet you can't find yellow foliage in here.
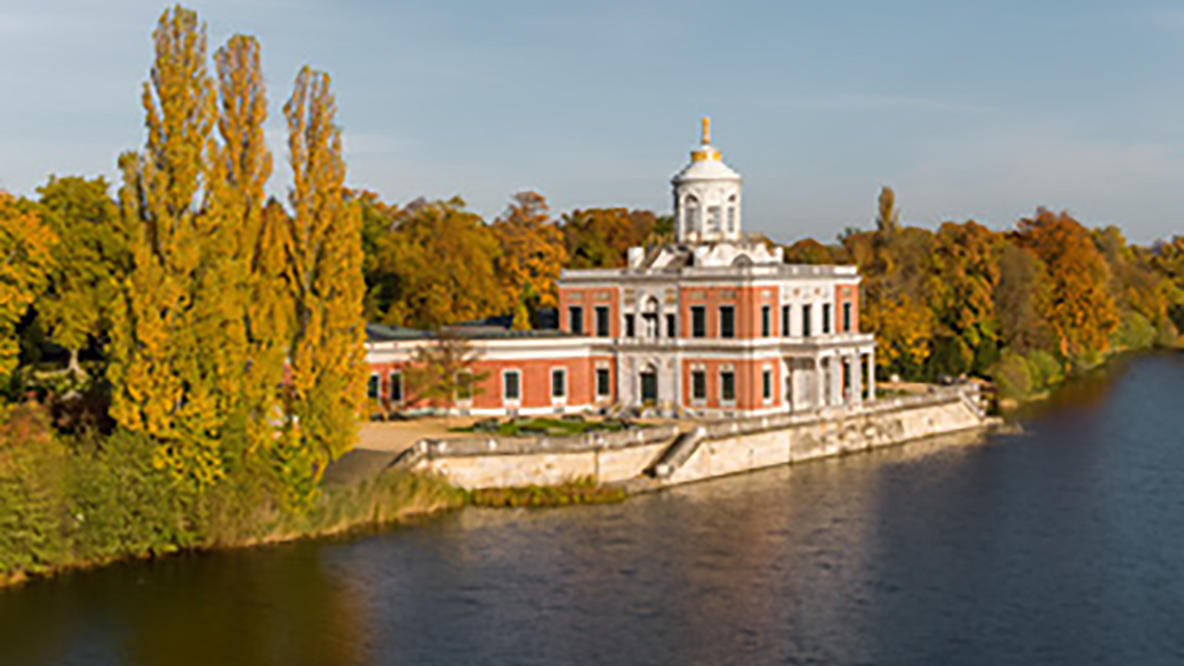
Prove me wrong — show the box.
[281,66,367,506]
[0,194,57,377]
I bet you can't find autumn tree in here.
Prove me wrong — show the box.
[994,243,1052,353]
[841,190,936,378]
[876,186,900,233]
[212,34,288,460]
[782,238,846,265]
[926,221,1001,375]
[1093,226,1174,348]
[560,208,662,269]
[109,6,226,489]
[280,66,367,504]
[492,191,567,330]
[35,176,125,375]
[1016,209,1119,365]
[370,197,507,330]
[1150,236,1184,334]
[0,194,57,380]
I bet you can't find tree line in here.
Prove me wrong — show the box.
[785,187,1183,399]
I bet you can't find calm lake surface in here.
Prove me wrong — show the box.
[4,354,1184,665]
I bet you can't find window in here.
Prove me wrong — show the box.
[596,368,611,397]
[719,306,735,339]
[691,369,707,401]
[625,314,636,338]
[843,302,852,332]
[643,313,658,338]
[761,305,771,337]
[707,206,722,232]
[684,195,700,237]
[568,306,584,335]
[595,306,610,337]
[503,370,521,402]
[720,370,736,402]
[367,374,380,399]
[781,305,790,337]
[389,371,403,403]
[763,369,773,401]
[691,306,707,338]
[457,371,474,401]
[551,368,566,399]
[802,304,812,337]
[666,314,677,338]
[822,303,831,334]
[726,205,736,233]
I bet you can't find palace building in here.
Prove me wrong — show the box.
[364,119,876,417]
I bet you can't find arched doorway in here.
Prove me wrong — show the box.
[640,363,659,405]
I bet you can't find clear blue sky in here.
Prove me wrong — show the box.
[3,0,1184,243]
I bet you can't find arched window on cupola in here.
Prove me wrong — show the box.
[684,195,700,236]
[726,194,737,233]
[707,206,722,233]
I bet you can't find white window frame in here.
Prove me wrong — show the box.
[551,367,567,403]
[502,369,521,405]
[719,365,736,406]
[690,365,708,405]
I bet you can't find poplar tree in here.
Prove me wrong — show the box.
[109,6,224,489]
[280,67,366,502]
[212,34,287,459]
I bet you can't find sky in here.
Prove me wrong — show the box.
[3,0,1184,244]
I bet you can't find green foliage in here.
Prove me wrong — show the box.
[35,176,125,371]
[991,352,1032,400]
[1026,350,1065,391]
[68,430,195,560]
[1112,312,1156,351]
[0,404,69,577]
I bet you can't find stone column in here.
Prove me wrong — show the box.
[857,353,866,405]
[834,356,844,407]
[812,356,823,409]
[866,350,876,402]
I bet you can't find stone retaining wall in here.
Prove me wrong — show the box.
[401,386,993,490]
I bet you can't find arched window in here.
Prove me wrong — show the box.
[684,195,700,236]
[642,296,660,338]
[727,194,737,233]
[707,206,721,232]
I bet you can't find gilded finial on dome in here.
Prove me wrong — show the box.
[701,117,711,145]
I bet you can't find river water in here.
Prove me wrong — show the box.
[3,354,1184,665]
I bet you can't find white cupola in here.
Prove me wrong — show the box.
[672,117,742,244]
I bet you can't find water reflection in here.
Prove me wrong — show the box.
[4,355,1184,665]
[0,542,371,666]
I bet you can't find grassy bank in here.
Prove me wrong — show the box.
[0,404,465,590]
[467,476,628,508]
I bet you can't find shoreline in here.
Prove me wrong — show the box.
[7,350,1175,593]
[0,469,465,592]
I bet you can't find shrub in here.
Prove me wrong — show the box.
[1026,349,1064,393]
[0,403,69,578]
[991,352,1032,400]
[67,430,195,562]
